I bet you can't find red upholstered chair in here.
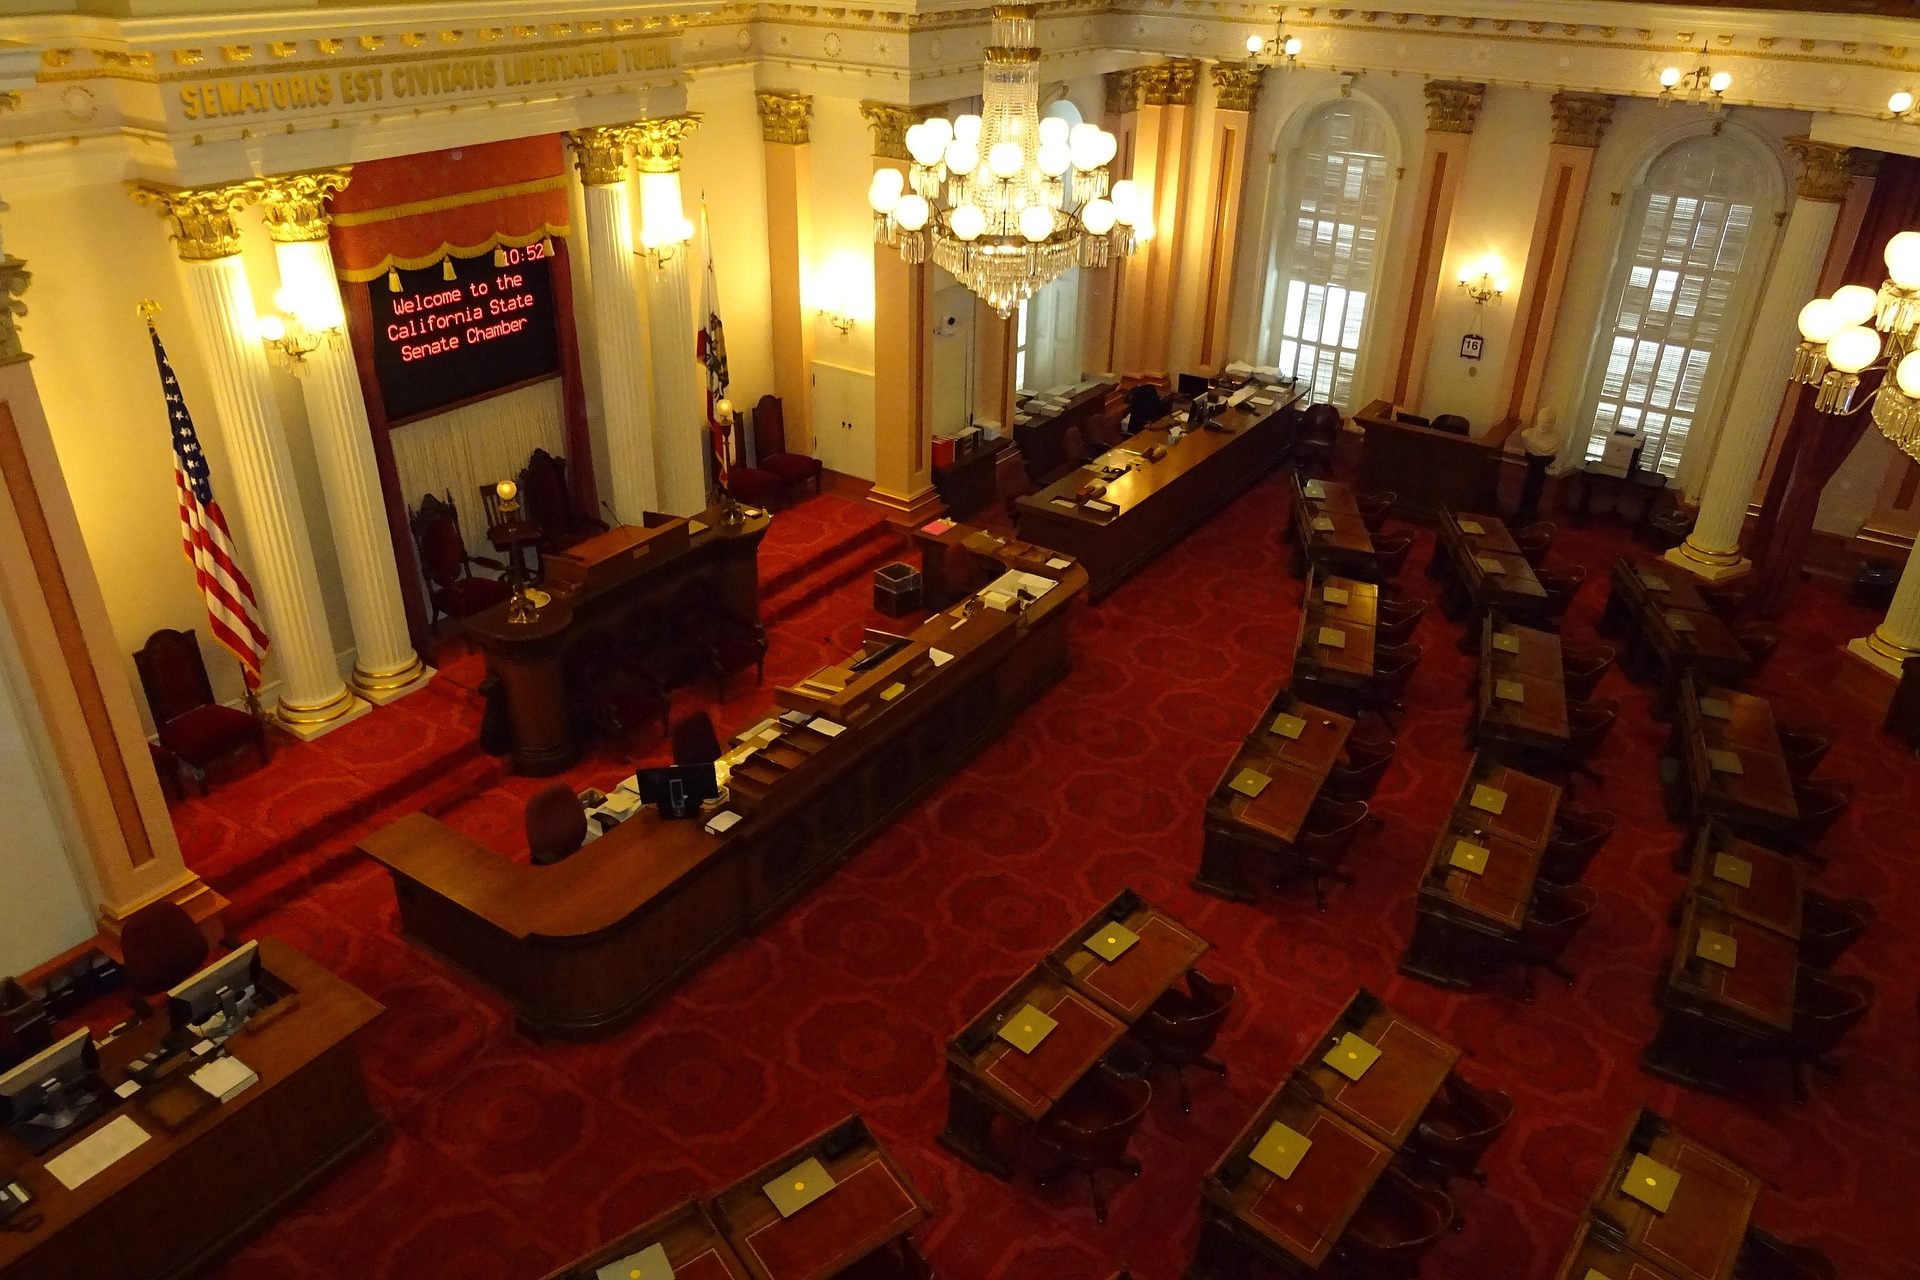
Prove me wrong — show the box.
[1541,806,1615,885]
[1411,1074,1514,1188]
[526,781,588,866]
[1789,777,1855,846]
[1276,797,1370,911]
[1563,643,1617,701]
[120,899,210,1022]
[1699,581,1753,623]
[1291,403,1341,475]
[726,464,786,510]
[1323,737,1396,820]
[1736,1229,1838,1280]
[1369,530,1417,581]
[148,741,184,805]
[678,603,768,694]
[520,449,607,553]
[1783,969,1874,1102]
[1565,697,1620,780]
[575,647,671,749]
[1536,564,1588,628]
[1799,890,1874,969]
[754,395,824,499]
[671,712,724,767]
[1131,971,1236,1111]
[411,492,512,625]
[1513,521,1557,569]
[1734,622,1783,676]
[1033,1064,1153,1223]
[834,1239,935,1280]
[1365,643,1422,729]
[1376,596,1428,647]
[134,629,268,795]
[1506,881,1597,1001]
[1778,720,1835,776]
[1357,490,1396,532]
[1341,1167,1454,1279]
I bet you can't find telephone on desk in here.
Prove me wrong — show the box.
[0,1175,36,1230]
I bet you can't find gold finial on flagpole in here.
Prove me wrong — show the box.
[137,298,161,323]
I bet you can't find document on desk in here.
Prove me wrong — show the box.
[598,1243,674,1280]
[1457,519,1486,536]
[45,1114,150,1190]
[1474,555,1506,574]
[930,648,954,667]
[984,569,1059,606]
[809,718,846,738]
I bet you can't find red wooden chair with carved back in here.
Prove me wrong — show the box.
[411,492,512,625]
[134,628,268,794]
[521,449,607,552]
[754,394,824,499]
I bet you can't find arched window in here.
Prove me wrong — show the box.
[1255,100,1393,407]
[1016,98,1087,393]
[1577,134,1773,478]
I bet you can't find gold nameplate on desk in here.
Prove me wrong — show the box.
[1251,1122,1313,1179]
[1304,479,1327,498]
[1699,697,1733,720]
[598,1243,675,1280]
[1621,1154,1681,1213]
[1323,1032,1381,1081]
[1270,713,1307,740]
[1713,853,1753,887]
[1229,768,1272,799]
[1450,839,1490,874]
[1492,633,1521,654]
[1323,586,1351,606]
[1494,679,1526,703]
[1458,519,1486,536]
[1475,555,1505,574]
[998,1003,1058,1053]
[764,1157,837,1218]
[1469,784,1508,815]
[1312,516,1336,532]
[1318,627,1348,649]
[1706,748,1745,775]
[1666,612,1696,632]
[1697,929,1738,967]
[1084,922,1140,961]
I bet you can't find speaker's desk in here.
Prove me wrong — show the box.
[363,556,1085,1040]
[0,941,382,1280]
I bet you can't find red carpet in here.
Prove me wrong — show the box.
[193,477,1917,1280]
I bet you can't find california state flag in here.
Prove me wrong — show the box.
[697,197,731,494]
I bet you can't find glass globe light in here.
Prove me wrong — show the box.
[1132,215,1154,243]
[1898,350,1920,398]
[922,117,954,149]
[1081,198,1116,235]
[1039,117,1069,147]
[1284,36,1303,56]
[1037,142,1072,177]
[1660,67,1681,88]
[1109,179,1139,223]
[1830,284,1879,327]
[945,140,979,176]
[871,167,904,198]
[1826,324,1881,374]
[1069,132,1100,171]
[1019,204,1054,242]
[1892,90,1916,115]
[951,204,986,241]
[1093,130,1117,166]
[953,114,983,145]
[257,314,286,342]
[496,480,518,502]
[1069,122,1099,151]
[1796,298,1842,343]
[988,140,1024,179]
[715,397,734,421]
[1885,231,1920,288]
[1708,71,1731,93]
[894,194,930,231]
[905,123,946,167]
[1246,34,1264,54]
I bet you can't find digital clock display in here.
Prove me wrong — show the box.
[367,242,562,424]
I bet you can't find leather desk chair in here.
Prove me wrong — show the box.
[1513,521,1557,569]
[1323,737,1396,813]
[1789,778,1855,847]
[1734,623,1783,676]
[1799,891,1874,969]
[1535,564,1588,629]
[1356,490,1396,532]
[1565,697,1620,780]
[679,604,769,695]
[1376,596,1428,647]
[1777,720,1835,776]
[1366,643,1422,730]
[1277,798,1370,911]
[1368,530,1417,582]
[1504,881,1596,1001]
[834,1239,936,1280]
[1783,969,1874,1102]
[1034,1064,1153,1224]
[1540,807,1615,885]
[1131,972,1236,1112]
[1411,1074,1514,1190]
[120,899,212,1023]
[1292,403,1342,476]
[671,712,724,768]
[574,647,671,750]
[1341,1166,1454,1279]
[1736,1228,1837,1280]
[1562,644,1617,701]
[526,782,588,866]
[1698,581,1752,622]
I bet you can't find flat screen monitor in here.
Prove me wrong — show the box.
[1177,373,1211,400]
[0,1028,106,1149]
[167,939,265,1040]
[637,764,720,820]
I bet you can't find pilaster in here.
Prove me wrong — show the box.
[1387,80,1485,411]
[863,100,941,525]
[758,91,817,456]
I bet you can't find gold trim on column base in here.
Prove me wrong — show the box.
[866,483,945,530]
[352,655,434,705]
[1845,634,1908,680]
[1867,624,1920,663]
[274,688,372,740]
[1666,537,1751,581]
[96,875,229,956]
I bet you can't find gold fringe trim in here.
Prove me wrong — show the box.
[336,224,570,283]
[330,174,569,227]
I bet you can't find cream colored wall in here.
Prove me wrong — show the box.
[1419,87,1553,433]
[805,93,877,379]
[685,69,775,418]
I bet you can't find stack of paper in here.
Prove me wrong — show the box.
[190,1054,258,1103]
[45,1115,150,1190]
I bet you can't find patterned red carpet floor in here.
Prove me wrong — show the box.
[196,474,1918,1280]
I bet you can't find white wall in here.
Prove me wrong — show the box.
[685,68,775,415]
[0,620,95,976]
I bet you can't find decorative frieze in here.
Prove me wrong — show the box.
[1211,64,1266,113]
[257,169,351,242]
[1786,137,1853,202]
[631,114,701,174]
[755,90,813,144]
[1549,91,1613,148]
[128,181,260,261]
[1423,79,1485,133]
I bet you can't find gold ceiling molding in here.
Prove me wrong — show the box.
[1549,90,1613,148]
[1786,137,1854,203]
[1423,79,1485,133]
[1211,64,1265,113]
[861,99,912,160]
[128,181,260,262]
[754,89,813,144]
[258,168,351,242]
[631,113,701,173]
[566,124,635,186]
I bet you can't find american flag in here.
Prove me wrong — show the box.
[697,197,732,493]
[148,317,271,691]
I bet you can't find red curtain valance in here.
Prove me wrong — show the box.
[329,134,571,282]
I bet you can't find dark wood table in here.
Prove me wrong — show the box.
[932,433,1012,519]
[1014,388,1299,599]
[712,1117,931,1280]
[1642,897,1798,1092]
[0,941,384,1280]
[1586,1110,1761,1280]
[1311,572,1379,627]
[1196,694,1356,903]
[1433,508,1548,628]
[1400,756,1559,990]
[1045,889,1211,1022]
[1294,991,1461,1148]
[1684,824,1804,939]
[1013,381,1116,487]
[1673,678,1798,837]
[542,1199,749,1280]
[1292,476,1376,579]
[1475,617,1570,761]
[1602,557,1750,708]
[1353,399,1508,523]
[1552,1219,1685,1280]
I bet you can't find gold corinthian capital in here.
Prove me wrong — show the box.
[258,169,352,243]
[566,126,634,187]
[630,115,703,175]
[128,181,262,261]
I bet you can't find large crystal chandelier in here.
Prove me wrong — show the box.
[1789,232,1920,463]
[866,4,1149,318]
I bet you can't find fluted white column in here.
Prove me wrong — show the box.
[634,115,711,517]
[136,184,367,738]
[568,127,659,520]
[1848,545,1920,677]
[1670,138,1851,582]
[260,173,427,704]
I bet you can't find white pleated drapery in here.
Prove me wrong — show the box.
[388,377,569,559]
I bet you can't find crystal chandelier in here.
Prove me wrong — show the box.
[866,4,1148,318]
[1787,232,1920,463]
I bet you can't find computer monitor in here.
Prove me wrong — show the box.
[1177,373,1211,400]
[637,764,720,820]
[167,939,266,1042]
[0,1028,107,1152]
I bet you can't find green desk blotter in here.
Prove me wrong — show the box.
[1696,929,1738,967]
[1699,696,1733,719]
[1666,612,1696,632]
[1706,748,1745,775]
[1317,627,1348,649]
[598,1243,674,1280]
[1458,520,1486,536]
[1469,784,1508,815]
[1322,586,1351,606]
[1449,839,1490,874]
[1475,555,1505,574]
[1312,516,1336,532]
[1304,480,1327,498]
[1084,922,1140,961]
[1492,633,1521,654]
[997,1003,1058,1053]
[764,1157,837,1218]
[1494,679,1526,703]
[1250,1122,1313,1180]
[1621,1153,1680,1213]
[1323,1032,1381,1081]
[1269,713,1307,740]
[1712,853,1753,888]
[1229,768,1271,799]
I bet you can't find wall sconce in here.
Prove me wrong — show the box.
[637,171,695,269]
[819,306,855,335]
[1457,257,1509,307]
[1245,29,1302,68]
[1658,43,1731,114]
[1888,90,1920,122]
[256,285,341,375]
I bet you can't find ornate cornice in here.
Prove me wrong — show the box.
[755,90,813,144]
[1423,79,1486,133]
[1211,64,1265,114]
[631,114,701,174]
[1787,137,1854,202]
[128,181,259,261]
[257,168,351,242]
[1104,67,1142,116]
[1549,91,1613,148]
[0,256,30,365]
[861,100,912,160]
[566,124,634,186]
[1141,58,1198,107]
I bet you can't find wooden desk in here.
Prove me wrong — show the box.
[1297,605,1376,682]
[1434,509,1547,627]
[940,965,1127,1178]
[0,941,383,1280]
[1641,606,1751,709]
[542,1199,749,1280]
[1014,390,1298,599]
[1196,695,1356,903]
[1310,573,1378,627]
[1353,399,1510,523]
[364,557,1084,1040]
[1475,618,1569,760]
[932,434,1012,519]
[1013,381,1116,487]
[1587,1110,1760,1280]
[468,507,769,775]
[1674,679,1797,836]
[1643,898,1798,1092]
[712,1118,931,1280]
[1552,1219,1685,1280]
[1685,825,1804,940]
[1192,1081,1392,1276]
[1292,476,1376,579]
[1295,991,1460,1149]
[1045,889,1211,1022]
